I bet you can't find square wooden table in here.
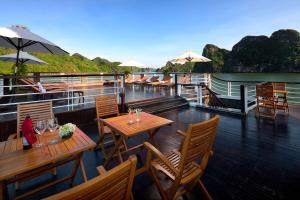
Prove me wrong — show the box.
[0,128,96,200]
[101,112,173,170]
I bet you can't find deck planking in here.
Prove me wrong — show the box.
[4,105,300,200]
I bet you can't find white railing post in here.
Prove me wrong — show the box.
[67,76,70,111]
[228,81,232,96]
[198,85,203,106]
[178,84,181,96]
[208,74,211,89]
[71,77,74,110]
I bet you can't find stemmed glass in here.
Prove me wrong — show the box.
[34,120,47,147]
[47,118,60,144]
[48,118,59,132]
[135,108,142,122]
[128,108,134,124]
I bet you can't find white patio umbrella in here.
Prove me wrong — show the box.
[170,51,211,83]
[170,50,211,63]
[0,51,47,65]
[119,60,145,72]
[0,25,68,74]
[119,60,144,68]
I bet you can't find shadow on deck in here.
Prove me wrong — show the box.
[6,105,300,200]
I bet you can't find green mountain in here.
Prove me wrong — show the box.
[160,29,300,73]
[198,29,300,72]
[0,48,145,75]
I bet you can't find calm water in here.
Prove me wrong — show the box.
[213,73,300,83]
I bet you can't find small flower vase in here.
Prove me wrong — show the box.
[61,132,73,139]
[59,123,76,139]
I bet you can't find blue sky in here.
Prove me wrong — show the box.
[1,0,300,67]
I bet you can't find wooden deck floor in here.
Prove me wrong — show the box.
[7,105,300,200]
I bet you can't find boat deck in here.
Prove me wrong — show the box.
[5,105,300,200]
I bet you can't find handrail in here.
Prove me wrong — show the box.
[211,74,300,84]
[0,74,125,117]
[0,73,124,79]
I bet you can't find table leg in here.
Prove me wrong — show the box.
[147,128,161,145]
[70,155,82,186]
[80,159,88,182]
[0,181,7,200]
[104,133,123,167]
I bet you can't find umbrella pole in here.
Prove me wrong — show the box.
[14,49,20,74]
[11,39,21,98]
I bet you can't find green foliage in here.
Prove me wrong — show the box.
[159,61,194,73]
[0,48,153,74]
[14,63,28,76]
[202,44,230,72]
[123,69,131,78]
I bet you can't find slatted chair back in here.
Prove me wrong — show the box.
[256,84,274,99]
[149,76,159,82]
[162,75,172,82]
[95,95,119,118]
[273,82,286,91]
[179,115,220,172]
[95,95,119,136]
[44,155,137,200]
[17,101,53,139]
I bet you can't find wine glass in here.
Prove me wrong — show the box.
[128,107,134,124]
[48,118,59,132]
[34,120,47,147]
[47,118,60,144]
[135,108,142,122]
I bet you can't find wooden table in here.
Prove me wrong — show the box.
[101,112,173,173]
[0,128,96,200]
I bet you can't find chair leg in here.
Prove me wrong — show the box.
[131,193,135,200]
[197,180,213,200]
[15,182,20,190]
[95,134,109,159]
[149,167,169,200]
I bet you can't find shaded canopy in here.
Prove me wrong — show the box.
[0,25,68,54]
[171,50,211,63]
[0,51,47,65]
[119,60,144,68]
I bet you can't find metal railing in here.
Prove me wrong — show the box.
[175,73,300,114]
[1,72,300,118]
[0,73,125,119]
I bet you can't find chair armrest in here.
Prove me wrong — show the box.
[144,142,179,176]
[177,130,186,137]
[96,166,107,175]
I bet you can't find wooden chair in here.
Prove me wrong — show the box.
[95,95,127,160]
[16,101,53,139]
[272,82,289,112]
[134,74,148,84]
[256,83,278,118]
[160,75,174,87]
[44,155,137,200]
[144,115,220,200]
[14,101,56,189]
